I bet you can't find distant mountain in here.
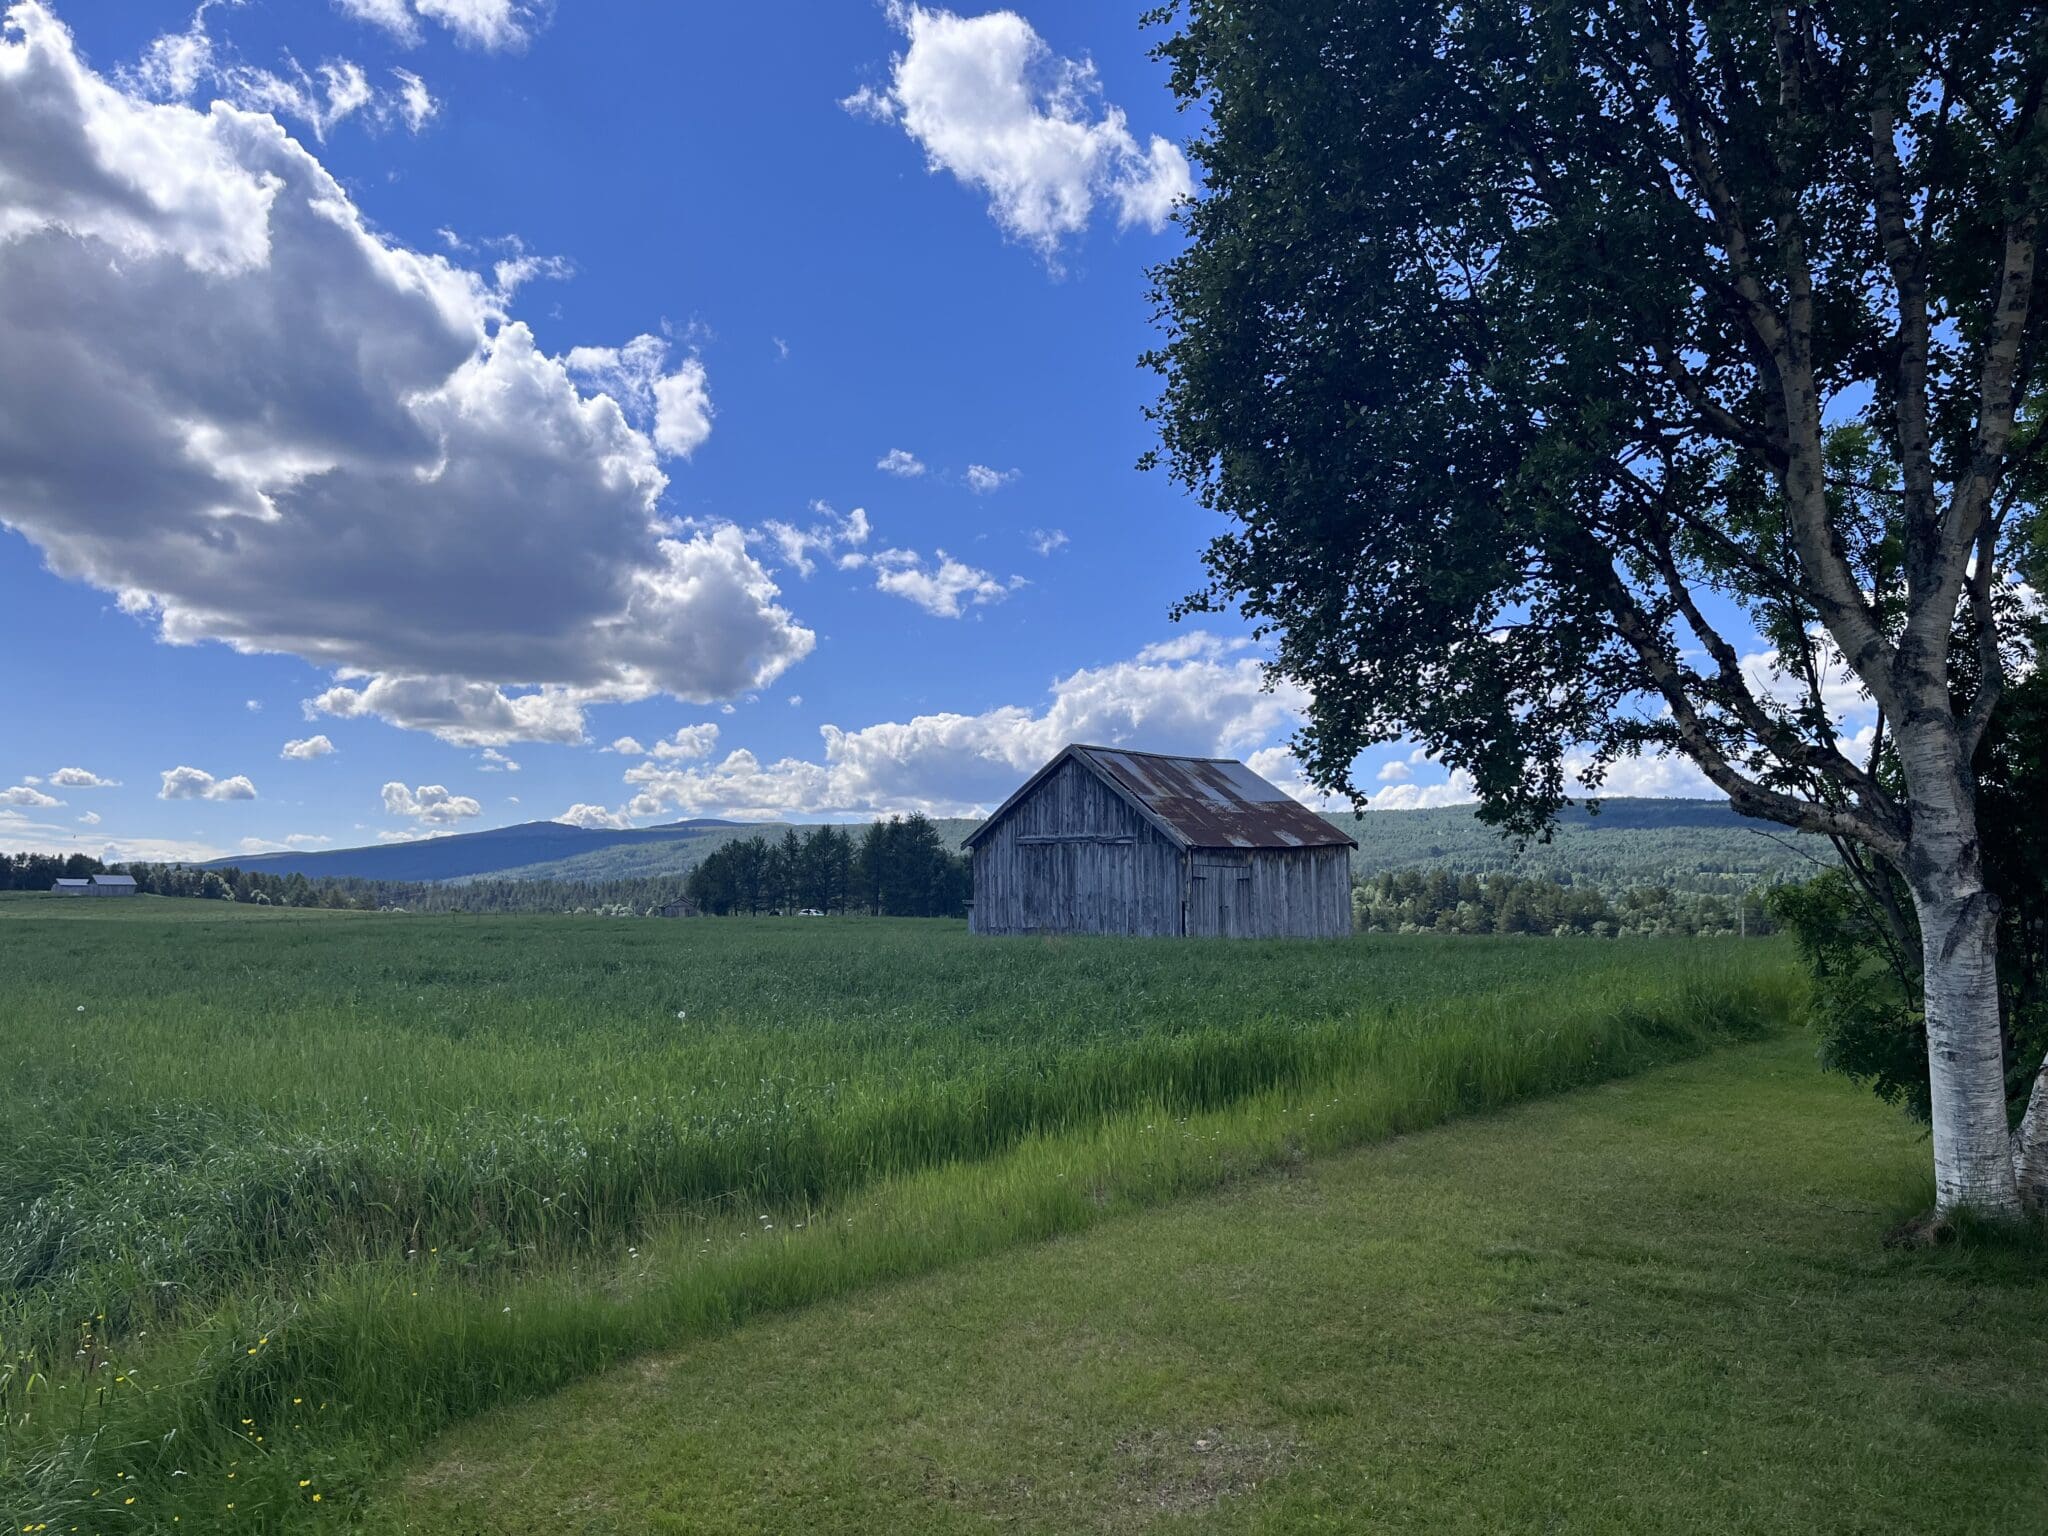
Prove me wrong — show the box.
[203,818,744,882]
[201,799,1829,896]
[472,818,985,886]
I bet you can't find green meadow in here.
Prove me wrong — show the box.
[4,897,1807,1530]
[379,1033,2048,1535]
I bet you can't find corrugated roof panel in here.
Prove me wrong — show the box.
[1076,746,1356,851]
[1211,760,1290,803]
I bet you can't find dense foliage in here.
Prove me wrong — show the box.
[1356,870,1777,938]
[0,850,104,889]
[684,815,970,917]
[1341,798,1830,895]
[1144,0,2039,840]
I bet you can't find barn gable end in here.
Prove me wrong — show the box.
[967,745,1355,939]
[968,755,1186,936]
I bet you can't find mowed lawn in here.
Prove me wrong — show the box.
[375,1032,2048,1536]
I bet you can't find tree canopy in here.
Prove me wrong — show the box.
[1147,0,2040,842]
[1144,0,2047,1216]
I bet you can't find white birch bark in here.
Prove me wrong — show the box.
[1912,882,2021,1219]
[2011,1055,2048,1210]
[1898,715,2023,1219]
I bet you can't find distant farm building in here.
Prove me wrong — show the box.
[965,745,1355,938]
[50,874,137,897]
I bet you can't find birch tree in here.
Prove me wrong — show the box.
[1143,0,2048,1216]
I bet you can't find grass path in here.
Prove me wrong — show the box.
[375,1033,2048,1535]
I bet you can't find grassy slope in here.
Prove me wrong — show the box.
[378,1032,2048,1536]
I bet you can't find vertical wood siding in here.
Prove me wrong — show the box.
[971,761,1352,939]
[970,758,1184,936]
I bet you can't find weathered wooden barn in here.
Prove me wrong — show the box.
[49,874,136,897]
[965,745,1355,938]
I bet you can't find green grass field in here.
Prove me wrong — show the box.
[375,1033,2048,1535]
[3,897,1809,1530]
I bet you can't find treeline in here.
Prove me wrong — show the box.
[1352,870,1779,938]
[3,850,697,915]
[6,840,973,919]
[687,816,969,917]
[0,851,106,889]
[126,862,712,915]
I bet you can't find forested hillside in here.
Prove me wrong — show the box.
[1337,798,1832,897]
[470,799,1828,897]
[199,818,747,882]
[468,818,985,885]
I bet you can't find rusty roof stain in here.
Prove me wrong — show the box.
[967,744,1357,851]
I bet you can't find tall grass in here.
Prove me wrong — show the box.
[0,904,1802,1530]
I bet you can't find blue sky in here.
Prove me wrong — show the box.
[0,0,1734,863]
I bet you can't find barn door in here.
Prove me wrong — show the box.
[1188,855,1253,937]
[1227,871,1253,936]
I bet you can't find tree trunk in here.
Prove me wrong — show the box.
[2013,1055,2048,1210]
[1898,718,2022,1221]
[1910,881,2019,1218]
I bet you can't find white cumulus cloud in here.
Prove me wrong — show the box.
[3,784,61,807]
[871,548,1020,617]
[160,766,258,801]
[760,502,871,579]
[620,633,1304,819]
[1737,639,1874,731]
[337,0,543,51]
[964,463,1015,494]
[647,723,720,760]
[877,448,926,477]
[47,766,119,787]
[0,8,812,749]
[846,4,1192,262]
[128,5,440,141]
[381,781,482,824]
[564,335,714,460]
[1567,751,1719,799]
[556,801,632,830]
[280,735,337,760]
[1027,528,1067,556]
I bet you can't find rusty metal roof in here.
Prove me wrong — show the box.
[966,744,1357,851]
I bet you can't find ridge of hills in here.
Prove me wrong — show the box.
[206,818,748,884]
[203,799,1831,896]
